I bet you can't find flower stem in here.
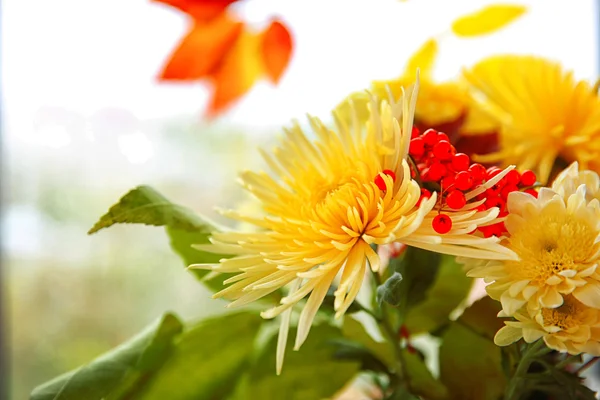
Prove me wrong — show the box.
[576,356,600,374]
[504,340,549,400]
[372,270,407,387]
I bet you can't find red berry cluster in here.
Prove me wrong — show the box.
[408,127,538,235]
[473,167,538,237]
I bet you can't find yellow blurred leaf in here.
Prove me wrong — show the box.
[451,4,527,37]
[405,39,438,78]
[333,91,372,125]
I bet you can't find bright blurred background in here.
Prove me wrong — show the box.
[2,0,598,398]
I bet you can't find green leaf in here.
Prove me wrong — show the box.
[377,272,404,307]
[457,297,504,340]
[342,315,396,370]
[439,299,506,400]
[230,324,360,400]
[391,247,441,309]
[135,312,262,400]
[166,226,233,290]
[329,339,390,374]
[89,185,212,234]
[403,350,449,400]
[166,227,281,302]
[30,313,183,400]
[404,255,473,334]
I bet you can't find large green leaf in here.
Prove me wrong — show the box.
[403,350,448,400]
[30,313,183,400]
[230,324,360,400]
[341,315,395,370]
[88,185,213,234]
[404,255,473,335]
[166,226,232,290]
[439,298,506,400]
[391,247,441,310]
[136,312,262,400]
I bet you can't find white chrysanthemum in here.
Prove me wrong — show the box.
[468,163,600,316]
[495,295,600,356]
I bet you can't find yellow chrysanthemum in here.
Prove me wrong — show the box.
[468,163,600,316]
[337,77,496,136]
[192,80,516,373]
[495,295,600,355]
[464,55,600,183]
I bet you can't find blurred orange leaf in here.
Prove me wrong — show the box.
[153,0,238,22]
[207,30,265,116]
[451,4,527,37]
[159,14,243,81]
[261,20,293,83]
[153,0,294,117]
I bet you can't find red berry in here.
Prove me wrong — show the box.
[505,169,521,186]
[478,225,495,238]
[374,170,396,190]
[501,184,519,199]
[520,170,536,186]
[486,167,502,179]
[437,132,450,143]
[485,196,506,211]
[432,214,453,234]
[411,126,421,139]
[423,129,439,146]
[468,163,487,182]
[409,138,425,158]
[446,190,466,209]
[451,153,470,171]
[475,204,488,212]
[441,175,455,190]
[524,188,538,198]
[433,140,454,161]
[417,188,431,206]
[455,171,474,191]
[427,162,446,181]
[399,325,410,338]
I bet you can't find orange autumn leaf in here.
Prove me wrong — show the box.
[153,0,238,22]
[261,20,293,83]
[159,13,243,81]
[153,0,295,117]
[207,29,265,116]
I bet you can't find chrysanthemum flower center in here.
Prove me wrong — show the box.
[541,295,584,330]
[506,211,599,285]
[304,176,403,241]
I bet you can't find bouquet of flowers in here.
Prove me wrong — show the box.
[30,3,600,400]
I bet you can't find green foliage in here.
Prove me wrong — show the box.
[403,350,448,400]
[390,247,441,311]
[341,316,396,370]
[88,186,211,234]
[377,272,404,307]
[439,298,506,400]
[88,186,256,297]
[135,312,262,400]
[230,324,360,400]
[30,313,184,400]
[404,255,473,334]
[165,226,233,292]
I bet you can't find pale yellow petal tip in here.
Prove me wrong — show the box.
[494,325,523,346]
